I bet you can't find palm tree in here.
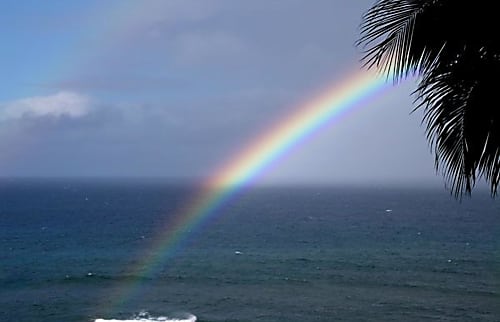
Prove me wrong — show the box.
[357,0,500,197]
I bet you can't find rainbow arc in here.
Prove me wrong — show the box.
[101,69,389,314]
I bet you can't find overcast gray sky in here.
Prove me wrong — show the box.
[0,0,440,186]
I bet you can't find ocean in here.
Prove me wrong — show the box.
[1,179,499,321]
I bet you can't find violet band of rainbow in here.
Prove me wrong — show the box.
[100,69,389,314]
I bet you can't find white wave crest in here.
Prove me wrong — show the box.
[95,311,196,322]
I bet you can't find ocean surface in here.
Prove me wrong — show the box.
[1,179,499,322]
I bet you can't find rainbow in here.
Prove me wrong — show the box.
[100,69,388,314]
[0,1,390,317]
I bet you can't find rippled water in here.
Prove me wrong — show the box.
[1,179,499,321]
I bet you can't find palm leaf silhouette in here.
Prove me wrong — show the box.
[357,0,500,197]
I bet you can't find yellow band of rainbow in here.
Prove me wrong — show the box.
[99,69,388,315]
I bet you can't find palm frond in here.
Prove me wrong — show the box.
[357,0,441,81]
[414,47,500,197]
[358,0,500,197]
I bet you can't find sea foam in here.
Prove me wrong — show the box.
[95,311,196,322]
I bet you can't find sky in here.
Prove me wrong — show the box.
[0,0,441,186]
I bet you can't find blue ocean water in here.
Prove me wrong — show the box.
[1,179,499,321]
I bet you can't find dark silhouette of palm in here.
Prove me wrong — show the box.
[357,0,500,197]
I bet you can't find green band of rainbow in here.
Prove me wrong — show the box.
[100,70,388,315]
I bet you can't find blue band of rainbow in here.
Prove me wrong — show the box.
[98,70,388,316]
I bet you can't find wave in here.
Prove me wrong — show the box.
[95,311,196,322]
